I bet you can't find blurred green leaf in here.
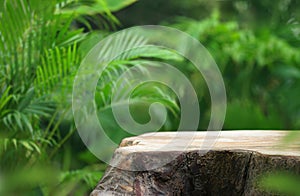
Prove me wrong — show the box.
[224,100,284,129]
[1,166,59,195]
[259,172,300,195]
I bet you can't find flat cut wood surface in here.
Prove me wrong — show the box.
[120,130,300,156]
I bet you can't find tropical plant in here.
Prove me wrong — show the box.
[0,0,104,194]
[0,0,185,194]
[167,12,300,129]
[0,0,113,194]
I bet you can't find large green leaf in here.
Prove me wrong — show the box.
[259,172,300,195]
[58,0,137,15]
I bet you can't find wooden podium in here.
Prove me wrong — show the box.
[91,131,300,195]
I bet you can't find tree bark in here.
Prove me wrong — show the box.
[91,131,300,196]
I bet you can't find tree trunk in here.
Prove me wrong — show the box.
[91,131,300,196]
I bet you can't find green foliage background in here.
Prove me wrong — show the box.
[0,0,300,195]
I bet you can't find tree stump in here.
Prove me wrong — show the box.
[91,131,300,196]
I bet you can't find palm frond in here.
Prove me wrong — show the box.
[35,43,80,96]
[55,0,129,30]
[92,32,182,122]
[2,95,55,133]
[0,86,13,118]
[1,137,41,154]
[96,59,179,113]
